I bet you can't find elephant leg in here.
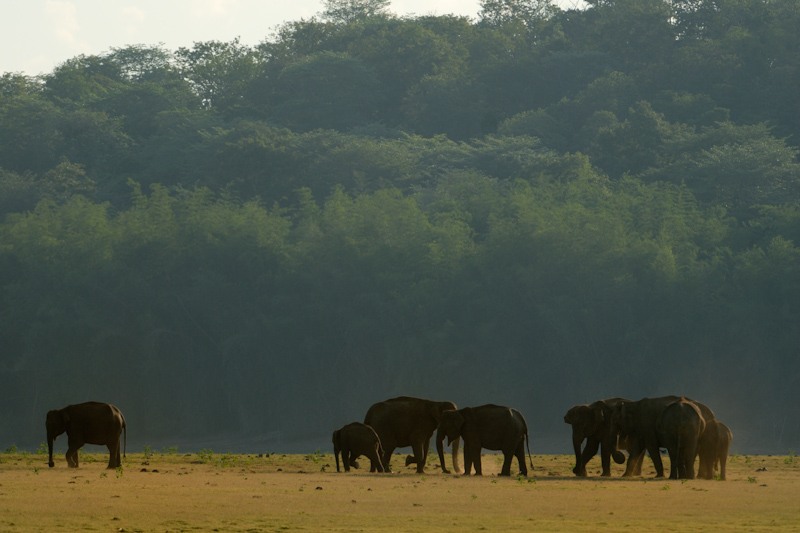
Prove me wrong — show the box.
[684,455,695,479]
[622,442,644,477]
[667,448,679,479]
[471,445,483,476]
[115,440,122,468]
[66,434,83,468]
[411,441,427,473]
[462,443,474,475]
[577,438,599,477]
[349,451,360,470]
[380,443,395,473]
[108,440,122,469]
[369,447,384,473]
[599,441,617,477]
[66,448,79,468]
[628,451,644,477]
[648,444,665,478]
[515,440,528,477]
[107,444,116,469]
[581,439,600,474]
[685,443,698,479]
[499,452,513,476]
[342,446,351,472]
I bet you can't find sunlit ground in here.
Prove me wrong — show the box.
[1,450,798,531]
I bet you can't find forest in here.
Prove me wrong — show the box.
[1,0,799,454]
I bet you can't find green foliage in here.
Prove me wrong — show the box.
[273,52,382,132]
[321,0,392,24]
[1,1,800,452]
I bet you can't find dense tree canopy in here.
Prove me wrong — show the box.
[1,0,798,454]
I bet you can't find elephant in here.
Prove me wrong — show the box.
[332,422,384,473]
[655,398,705,479]
[564,397,641,477]
[700,419,732,480]
[612,395,715,478]
[46,401,126,469]
[435,404,533,476]
[364,396,461,474]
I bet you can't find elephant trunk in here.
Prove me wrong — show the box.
[436,428,450,474]
[572,431,584,476]
[332,430,341,473]
[450,436,461,474]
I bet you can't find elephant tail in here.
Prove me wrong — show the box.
[122,417,127,458]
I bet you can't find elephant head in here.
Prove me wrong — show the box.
[612,402,641,440]
[430,402,461,474]
[46,409,68,468]
[566,402,626,466]
[436,409,465,473]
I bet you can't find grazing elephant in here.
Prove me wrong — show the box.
[612,395,715,478]
[332,422,384,473]
[701,419,732,480]
[564,398,640,477]
[656,398,705,479]
[46,402,126,469]
[436,404,533,476]
[364,396,461,474]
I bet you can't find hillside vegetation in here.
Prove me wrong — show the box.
[1,0,798,452]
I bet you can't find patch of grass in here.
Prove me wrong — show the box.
[304,449,325,464]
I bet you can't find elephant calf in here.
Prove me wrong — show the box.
[332,422,385,473]
[705,419,733,480]
[46,401,127,469]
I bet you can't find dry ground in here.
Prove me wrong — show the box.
[1,449,798,532]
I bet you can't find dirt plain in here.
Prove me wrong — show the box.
[1,449,798,532]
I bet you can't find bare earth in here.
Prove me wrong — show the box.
[1,450,797,532]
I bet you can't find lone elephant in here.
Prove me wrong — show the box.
[364,396,461,474]
[436,404,533,476]
[564,398,639,477]
[332,422,384,473]
[46,401,127,469]
[612,395,715,478]
[656,398,705,479]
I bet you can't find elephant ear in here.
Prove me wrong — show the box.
[430,401,455,422]
[427,402,440,422]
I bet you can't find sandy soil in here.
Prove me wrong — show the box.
[1,451,798,532]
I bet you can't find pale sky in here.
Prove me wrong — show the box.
[1,0,585,77]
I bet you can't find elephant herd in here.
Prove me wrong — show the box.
[564,395,733,480]
[333,397,533,476]
[45,395,731,481]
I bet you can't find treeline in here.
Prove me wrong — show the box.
[1,0,799,452]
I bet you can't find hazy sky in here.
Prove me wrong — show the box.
[2,0,585,77]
